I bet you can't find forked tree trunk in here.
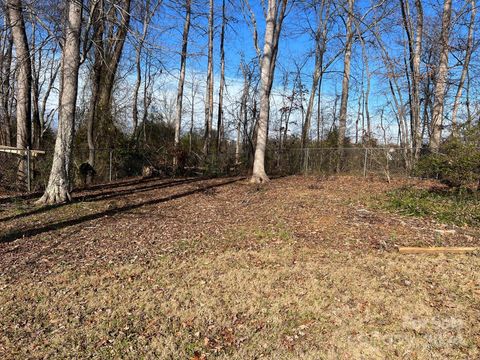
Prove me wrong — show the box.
[337,0,354,171]
[7,0,32,187]
[430,0,452,151]
[451,0,475,132]
[250,0,288,183]
[37,0,82,205]
[174,0,191,164]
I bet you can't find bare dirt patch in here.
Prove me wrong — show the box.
[1,175,479,359]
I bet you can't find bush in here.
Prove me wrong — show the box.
[384,186,480,226]
[415,138,480,189]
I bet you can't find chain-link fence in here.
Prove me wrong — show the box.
[0,148,52,193]
[265,147,409,178]
[1,145,410,195]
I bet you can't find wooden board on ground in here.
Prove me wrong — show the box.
[398,247,478,254]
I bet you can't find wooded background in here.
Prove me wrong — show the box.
[0,0,478,201]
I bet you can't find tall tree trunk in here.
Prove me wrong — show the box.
[465,69,471,128]
[400,0,423,159]
[316,75,323,143]
[0,12,13,146]
[250,0,288,183]
[7,0,32,187]
[357,30,371,141]
[37,0,82,204]
[337,0,354,171]
[29,22,41,149]
[430,0,452,151]
[133,0,160,140]
[87,0,104,170]
[87,0,131,169]
[189,79,197,154]
[451,0,475,133]
[203,0,214,155]
[173,0,191,164]
[301,0,329,150]
[216,0,226,154]
[237,62,250,164]
[412,0,423,156]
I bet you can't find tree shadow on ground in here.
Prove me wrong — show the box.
[0,175,178,205]
[0,177,206,223]
[0,177,243,244]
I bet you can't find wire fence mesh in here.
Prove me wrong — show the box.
[0,146,410,195]
[266,147,409,177]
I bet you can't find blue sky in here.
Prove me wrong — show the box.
[17,0,480,143]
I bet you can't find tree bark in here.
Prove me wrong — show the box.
[250,0,288,183]
[216,0,226,154]
[0,12,13,146]
[430,0,452,151]
[203,0,214,155]
[337,0,354,171]
[174,0,191,163]
[399,0,423,158]
[7,0,32,187]
[37,0,82,205]
[237,61,250,164]
[87,0,131,169]
[29,22,42,149]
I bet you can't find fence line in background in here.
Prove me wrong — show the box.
[1,146,413,194]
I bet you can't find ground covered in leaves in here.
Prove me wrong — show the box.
[0,175,479,359]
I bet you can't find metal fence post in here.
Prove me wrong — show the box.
[26,146,31,192]
[363,148,368,177]
[109,150,113,182]
[304,148,309,174]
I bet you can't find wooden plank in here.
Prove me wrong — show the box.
[398,247,478,254]
[0,146,45,156]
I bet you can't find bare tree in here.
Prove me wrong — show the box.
[0,10,13,146]
[203,0,214,155]
[216,0,226,153]
[37,0,82,204]
[87,0,131,171]
[7,0,32,185]
[451,0,475,132]
[301,0,332,150]
[173,0,191,164]
[236,59,253,164]
[133,0,161,138]
[250,0,288,183]
[357,28,371,141]
[400,0,423,158]
[188,71,199,154]
[337,0,354,170]
[430,0,452,151]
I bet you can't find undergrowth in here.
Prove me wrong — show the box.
[384,186,480,226]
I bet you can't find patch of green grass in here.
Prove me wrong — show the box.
[383,186,480,226]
